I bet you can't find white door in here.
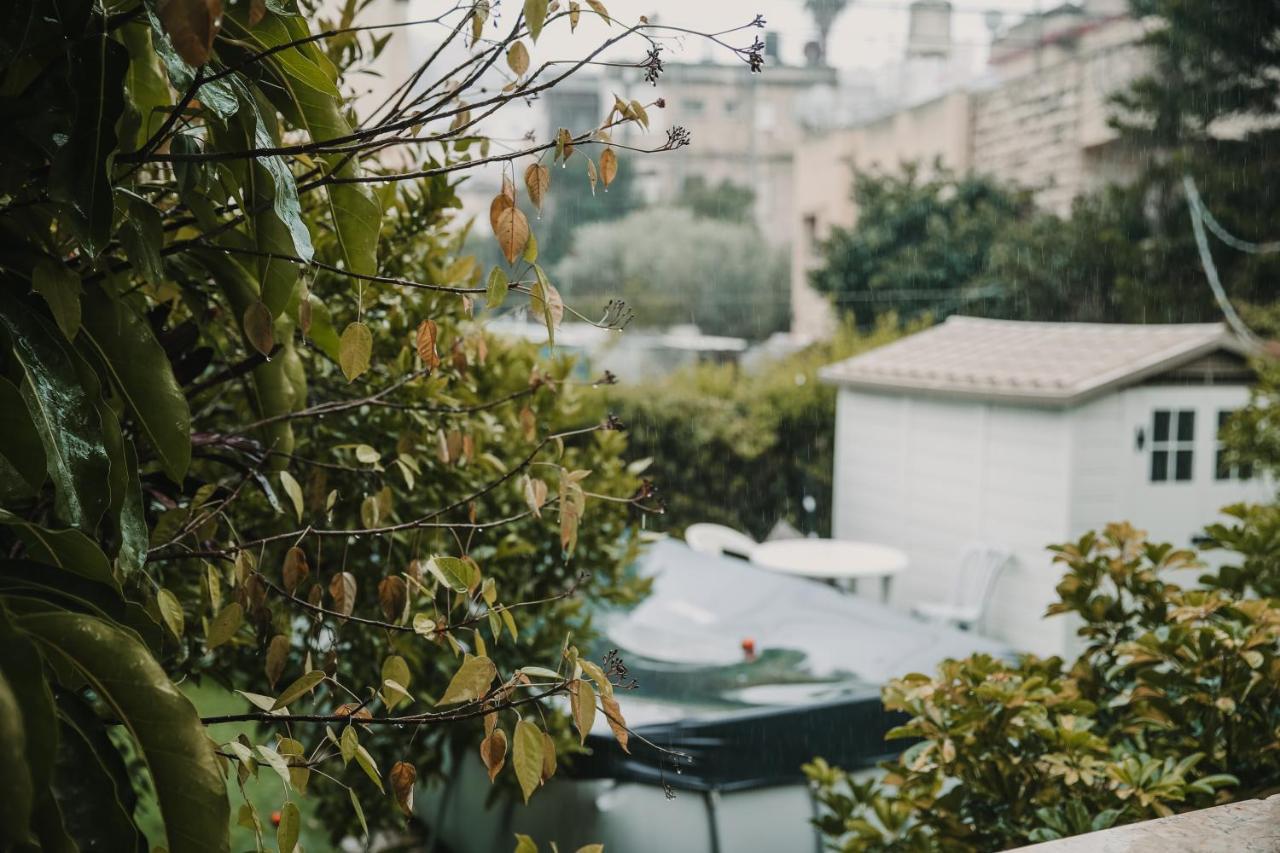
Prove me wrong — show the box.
[1122,385,1270,550]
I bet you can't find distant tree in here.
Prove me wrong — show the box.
[555,207,789,339]
[533,143,641,269]
[676,176,756,224]
[809,165,1033,324]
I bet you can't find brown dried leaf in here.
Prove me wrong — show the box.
[390,761,417,816]
[377,576,407,623]
[494,205,530,265]
[157,0,222,67]
[265,634,289,688]
[479,728,507,783]
[329,571,357,618]
[519,406,536,442]
[570,679,596,745]
[586,157,598,195]
[489,191,515,233]
[415,319,440,371]
[541,730,557,781]
[248,0,266,25]
[282,546,309,595]
[599,147,618,188]
[334,702,373,721]
[243,300,273,357]
[524,163,550,211]
[601,694,630,753]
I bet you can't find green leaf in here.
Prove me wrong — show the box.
[381,655,412,711]
[439,655,497,706]
[117,192,166,287]
[0,300,112,531]
[79,291,192,484]
[354,745,384,792]
[339,322,373,382]
[207,602,244,649]
[19,612,229,852]
[523,0,549,41]
[426,556,474,593]
[272,670,325,710]
[52,693,145,852]
[486,267,510,309]
[349,788,368,839]
[49,35,128,256]
[31,261,82,341]
[0,668,34,846]
[340,725,358,765]
[514,834,539,853]
[0,380,47,494]
[279,470,304,522]
[513,719,544,803]
[277,801,300,853]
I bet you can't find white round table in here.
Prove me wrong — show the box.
[749,539,908,601]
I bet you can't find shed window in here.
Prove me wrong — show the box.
[1150,408,1194,482]
[1215,410,1253,481]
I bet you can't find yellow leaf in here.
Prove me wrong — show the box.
[570,679,596,744]
[439,655,497,705]
[279,471,304,522]
[494,206,530,265]
[585,0,609,25]
[507,40,530,76]
[513,719,544,802]
[339,321,373,382]
[272,670,324,710]
[207,601,243,649]
[541,730,557,781]
[523,0,548,41]
[276,801,300,853]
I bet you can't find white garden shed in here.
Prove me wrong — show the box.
[819,317,1271,656]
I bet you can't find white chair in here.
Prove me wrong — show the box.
[912,545,1012,632]
[684,523,758,560]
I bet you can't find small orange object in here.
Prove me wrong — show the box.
[271,810,282,827]
[741,637,756,661]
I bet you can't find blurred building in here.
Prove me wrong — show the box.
[541,36,838,246]
[791,0,1149,339]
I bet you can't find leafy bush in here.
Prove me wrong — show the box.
[608,321,903,539]
[805,519,1280,851]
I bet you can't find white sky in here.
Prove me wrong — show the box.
[401,0,1054,72]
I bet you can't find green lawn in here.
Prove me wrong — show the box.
[134,682,333,852]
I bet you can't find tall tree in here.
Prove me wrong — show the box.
[0,0,764,846]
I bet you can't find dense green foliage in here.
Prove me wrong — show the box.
[0,0,758,846]
[608,321,902,539]
[805,519,1280,851]
[812,0,1280,327]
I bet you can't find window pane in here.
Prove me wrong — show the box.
[1175,449,1193,481]
[1216,449,1230,481]
[1153,410,1171,442]
[1151,450,1168,481]
[1177,410,1195,442]
[1241,462,1253,481]
[1218,410,1231,429]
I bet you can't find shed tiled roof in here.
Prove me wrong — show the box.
[818,317,1250,406]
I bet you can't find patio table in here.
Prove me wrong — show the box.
[749,539,908,602]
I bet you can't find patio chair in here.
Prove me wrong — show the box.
[684,523,758,560]
[912,544,1012,632]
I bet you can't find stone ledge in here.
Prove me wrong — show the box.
[1015,795,1280,852]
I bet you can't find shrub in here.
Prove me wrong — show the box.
[805,519,1280,851]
